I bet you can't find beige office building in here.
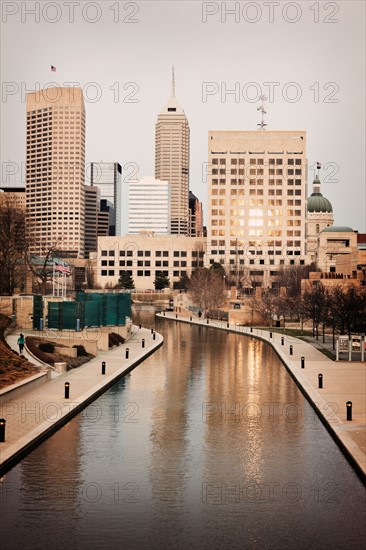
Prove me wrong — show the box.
[96,234,206,290]
[207,130,307,289]
[26,87,86,258]
[155,72,190,235]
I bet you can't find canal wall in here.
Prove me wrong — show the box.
[158,312,366,484]
[0,326,163,475]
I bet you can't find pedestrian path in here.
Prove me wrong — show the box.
[0,326,163,474]
[158,311,366,481]
[6,333,45,368]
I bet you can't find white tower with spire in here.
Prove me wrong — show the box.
[155,67,190,235]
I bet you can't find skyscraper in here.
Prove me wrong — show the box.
[207,130,307,289]
[189,191,204,237]
[128,176,170,234]
[89,162,122,236]
[26,87,86,258]
[155,68,189,235]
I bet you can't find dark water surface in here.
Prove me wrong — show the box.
[1,313,365,550]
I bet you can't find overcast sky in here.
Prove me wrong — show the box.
[1,0,365,233]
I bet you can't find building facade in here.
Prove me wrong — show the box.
[0,188,26,209]
[96,234,206,290]
[155,71,190,235]
[207,130,308,289]
[26,87,86,258]
[128,177,170,234]
[188,191,204,237]
[89,162,122,236]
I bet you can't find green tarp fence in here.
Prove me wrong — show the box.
[38,293,131,330]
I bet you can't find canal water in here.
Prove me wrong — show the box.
[1,313,365,550]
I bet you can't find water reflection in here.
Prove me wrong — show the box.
[0,312,365,550]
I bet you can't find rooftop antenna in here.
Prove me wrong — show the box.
[172,65,175,97]
[257,95,267,130]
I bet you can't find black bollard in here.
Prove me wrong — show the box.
[139,324,142,329]
[0,418,6,443]
[318,373,323,388]
[125,348,129,359]
[176,314,178,319]
[163,311,165,316]
[142,339,145,348]
[153,332,156,340]
[270,332,273,339]
[346,401,352,421]
[281,336,284,346]
[101,361,106,375]
[207,319,209,325]
[64,382,70,399]
[190,316,192,322]
[289,345,293,356]
[250,327,253,333]
[301,356,305,368]
[227,323,229,328]
[151,327,154,334]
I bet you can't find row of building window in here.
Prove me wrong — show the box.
[100,270,188,277]
[102,260,194,268]
[212,158,302,165]
[101,250,202,258]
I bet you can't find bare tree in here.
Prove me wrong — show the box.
[0,196,28,295]
[301,282,329,340]
[189,268,226,314]
[26,240,63,295]
[330,284,366,336]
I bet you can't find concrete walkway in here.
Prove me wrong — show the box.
[0,326,163,474]
[158,311,366,481]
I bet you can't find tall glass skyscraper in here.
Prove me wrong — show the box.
[89,162,122,235]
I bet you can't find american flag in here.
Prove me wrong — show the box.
[51,65,56,72]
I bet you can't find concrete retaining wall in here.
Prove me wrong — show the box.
[0,371,51,406]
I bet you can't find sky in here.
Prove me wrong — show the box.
[1,0,365,233]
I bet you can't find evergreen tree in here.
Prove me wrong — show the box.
[117,271,135,289]
[154,271,170,290]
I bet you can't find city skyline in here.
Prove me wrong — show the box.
[1,1,365,234]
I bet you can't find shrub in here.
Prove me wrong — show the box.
[108,332,124,347]
[38,342,55,353]
[72,344,88,357]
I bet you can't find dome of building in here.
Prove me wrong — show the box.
[307,177,333,213]
[322,226,353,233]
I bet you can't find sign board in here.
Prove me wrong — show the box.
[351,336,361,352]
[338,336,349,353]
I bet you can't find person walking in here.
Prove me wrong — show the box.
[17,333,25,354]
